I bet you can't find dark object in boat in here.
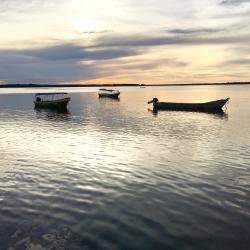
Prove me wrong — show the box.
[148,97,230,112]
[98,89,120,98]
[34,92,70,111]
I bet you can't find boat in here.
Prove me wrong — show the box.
[148,97,229,112]
[34,92,71,110]
[98,89,120,98]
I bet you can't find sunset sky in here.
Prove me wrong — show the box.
[0,0,250,84]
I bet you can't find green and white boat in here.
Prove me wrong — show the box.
[34,92,70,110]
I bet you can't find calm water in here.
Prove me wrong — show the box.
[0,85,249,250]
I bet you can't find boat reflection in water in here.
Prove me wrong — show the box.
[98,96,120,103]
[148,108,228,119]
[35,108,71,122]
[34,92,71,111]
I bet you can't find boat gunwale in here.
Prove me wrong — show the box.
[154,98,229,106]
[34,97,71,105]
[35,92,68,96]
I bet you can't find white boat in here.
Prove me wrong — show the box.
[98,89,120,98]
[34,92,70,110]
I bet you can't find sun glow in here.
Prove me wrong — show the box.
[72,19,98,32]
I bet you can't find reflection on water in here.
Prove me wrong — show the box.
[0,86,250,250]
[149,107,228,118]
[98,97,120,102]
[35,109,71,121]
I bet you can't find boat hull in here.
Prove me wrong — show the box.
[34,97,70,110]
[98,93,120,99]
[153,98,229,112]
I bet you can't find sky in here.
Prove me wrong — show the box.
[0,0,250,85]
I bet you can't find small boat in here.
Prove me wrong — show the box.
[148,97,229,112]
[34,92,70,110]
[98,89,120,98]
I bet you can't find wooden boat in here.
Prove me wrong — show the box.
[98,89,120,98]
[34,92,70,110]
[148,97,229,112]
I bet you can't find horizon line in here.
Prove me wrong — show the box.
[1,81,250,88]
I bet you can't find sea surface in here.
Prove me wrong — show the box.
[0,85,249,250]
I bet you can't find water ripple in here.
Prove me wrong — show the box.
[0,87,250,249]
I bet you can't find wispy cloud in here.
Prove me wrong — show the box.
[80,30,113,35]
[0,0,60,13]
[225,58,250,64]
[91,33,250,48]
[220,0,250,5]
[16,44,138,61]
[166,28,225,35]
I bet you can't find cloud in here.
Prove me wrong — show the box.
[225,59,250,64]
[0,55,98,84]
[0,0,59,13]
[91,33,249,48]
[122,60,188,70]
[220,0,250,5]
[1,28,249,84]
[98,58,189,71]
[166,28,225,35]
[2,44,139,62]
[80,30,113,35]
[0,43,139,84]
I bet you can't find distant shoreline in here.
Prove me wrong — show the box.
[0,82,250,88]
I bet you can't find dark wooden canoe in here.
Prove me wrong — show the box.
[148,98,229,112]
